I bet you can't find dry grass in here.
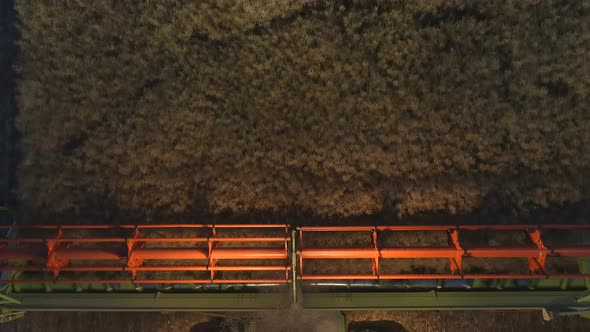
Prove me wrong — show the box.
[15,1,590,219]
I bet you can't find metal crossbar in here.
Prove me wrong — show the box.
[297,225,590,280]
[0,224,589,284]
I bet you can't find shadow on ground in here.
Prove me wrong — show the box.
[348,320,408,332]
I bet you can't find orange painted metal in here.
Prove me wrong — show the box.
[448,229,463,275]
[380,247,459,258]
[132,248,208,260]
[54,248,127,260]
[466,247,547,258]
[0,248,45,260]
[0,224,292,284]
[0,224,589,284]
[0,265,291,272]
[370,230,379,276]
[552,247,590,256]
[302,274,590,280]
[209,248,287,260]
[296,224,590,281]
[4,279,291,284]
[301,248,377,259]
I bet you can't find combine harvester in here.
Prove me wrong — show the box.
[0,209,589,328]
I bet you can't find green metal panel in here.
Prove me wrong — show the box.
[2,291,589,313]
[581,258,590,290]
[302,291,590,311]
[579,255,590,319]
[4,293,287,312]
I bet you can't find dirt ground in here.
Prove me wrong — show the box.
[1,311,589,332]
